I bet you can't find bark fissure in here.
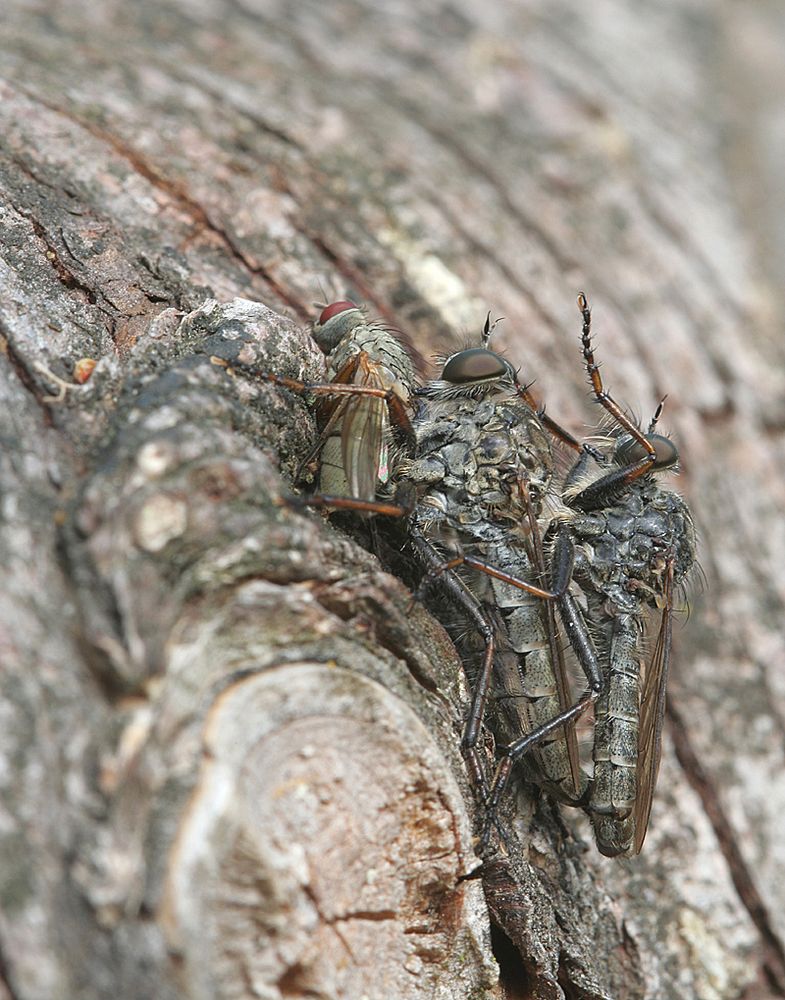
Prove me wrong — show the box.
[15,83,312,319]
[0,322,57,421]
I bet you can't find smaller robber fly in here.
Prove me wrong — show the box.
[540,294,697,856]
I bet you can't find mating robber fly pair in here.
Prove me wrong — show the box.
[260,296,696,858]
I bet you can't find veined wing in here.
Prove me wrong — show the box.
[519,478,583,797]
[340,352,388,501]
[633,557,675,854]
[295,350,389,503]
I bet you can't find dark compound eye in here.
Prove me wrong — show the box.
[318,300,357,325]
[441,348,510,383]
[616,433,679,470]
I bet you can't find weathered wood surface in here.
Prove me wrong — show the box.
[1,1,784,998]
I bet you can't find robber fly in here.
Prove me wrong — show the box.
[543,294,697,856]
[398,319,603,807]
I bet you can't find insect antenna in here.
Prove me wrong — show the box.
[481,311,504,346]
[648,396,668,434]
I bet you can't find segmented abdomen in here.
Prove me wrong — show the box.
[589,613,641,856]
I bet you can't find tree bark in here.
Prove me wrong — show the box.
[1,2,784,999]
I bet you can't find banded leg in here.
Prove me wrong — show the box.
[407,522,500,798]
[569,295,677,512]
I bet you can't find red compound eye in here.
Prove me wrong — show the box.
[318,300,357,325]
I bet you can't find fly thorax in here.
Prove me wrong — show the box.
[658,491,696,585]
[441,441,476,479]
[313,303,365,353]
[567,510,607,540]
[321,320,415,399]
[474,430,513,466]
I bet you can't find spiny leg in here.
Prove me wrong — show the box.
[569,295,677,512]
[515,381,584,453]
[280,493,411,518]
[408,521,498,801]
[414,552,566,603]
[413,516,579,607]
[578,293,656,465]
[577,292,655,474]
[255,370,415,444]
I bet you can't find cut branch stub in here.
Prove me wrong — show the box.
[158,661,495,999]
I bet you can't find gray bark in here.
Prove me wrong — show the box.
[1,2,784,998]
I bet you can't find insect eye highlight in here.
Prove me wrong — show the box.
[616,433,679,469]
[441,348,510,383]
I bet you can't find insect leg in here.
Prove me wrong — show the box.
[256,373,415,444]
[281,493,411,517]
[414,518,577,605]
[293,352,369,483]
[408,522,498,799]
[514,382,583,452]
[414,552,565,602]
[569,294,657,511]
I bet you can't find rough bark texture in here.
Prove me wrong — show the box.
[1,2,784,999]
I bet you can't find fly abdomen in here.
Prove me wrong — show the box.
[482,540,587,801]
[590,613,641,855]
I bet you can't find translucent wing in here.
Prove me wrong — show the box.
[632,558,675,854]
[295,351,388,503]
[340,353,387,501]
[519,480,583,796]
[296,394,350,482]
